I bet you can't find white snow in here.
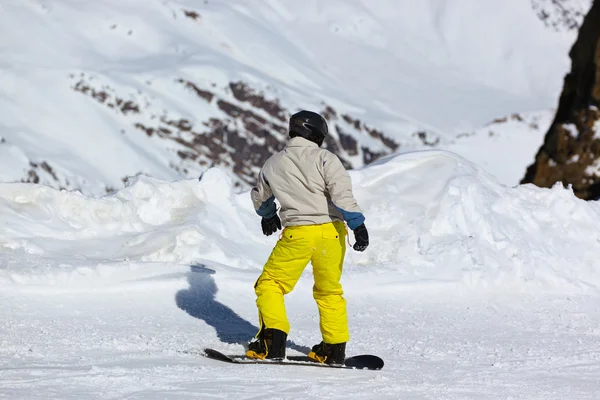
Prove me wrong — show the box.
[2,152,600,398]
[2,1,600,398]
[439,110,554,185]
[585,160,600,177]
[563,122,580,137]
[0,0,587,193]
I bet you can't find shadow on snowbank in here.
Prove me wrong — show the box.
[175,264,310,354]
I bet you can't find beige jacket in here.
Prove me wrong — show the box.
[251,137,365,229]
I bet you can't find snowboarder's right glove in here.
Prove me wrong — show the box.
[261,214,282,236]
[352,223,369,252]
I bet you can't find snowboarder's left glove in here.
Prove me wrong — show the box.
[261,214,282,236]
[352,223,369,252]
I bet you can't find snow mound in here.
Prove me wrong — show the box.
[353,151,600,294]
[1,151,600,294]
[0,168,263,289]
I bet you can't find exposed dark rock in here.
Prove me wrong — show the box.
[183,9,201,21]
[217,99,245,119]
[73,78,141,115]
[178,79,214,102]
[229,81,287,122]
[415,131,440,147]
[336,125,359,156]
[134,123,155,137]
[158,127,172,135]
[177,150,197,160]
[511,113,524,122]
[72,74,399,187]
[321,105,338,121]
[161,116,193,132]
[522,1,600,200]
[269,123,287,136]
[491,116,509,124]
[24,169,40,184]
[531,0,590,31]
[120,100,140,114]
[336,113,399,153]
[489,113,525,125]
[321,134,338,153]
[366,126,399,151]
[342,114,362,131]
[40,161,58,181]
[22,161,61,186]
[362,147,386,165]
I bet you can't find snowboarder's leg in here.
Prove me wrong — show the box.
[248,225,314,359]
[310,221,349,346]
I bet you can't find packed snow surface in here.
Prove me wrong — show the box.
[2,151,600,399]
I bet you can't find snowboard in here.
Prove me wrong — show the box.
[202,348,384,370]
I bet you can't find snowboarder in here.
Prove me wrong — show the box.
[246,110,369,365]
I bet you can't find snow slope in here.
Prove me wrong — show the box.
[443,110,555,185]
[2,151,600,398]
[0,0,590,193]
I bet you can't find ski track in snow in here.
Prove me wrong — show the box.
[2,290,600,399]
[2,151,600,398]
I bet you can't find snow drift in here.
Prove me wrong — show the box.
[353,151,600,293]
[1,150,599,294]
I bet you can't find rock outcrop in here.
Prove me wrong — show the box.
[531,0,591,31]
[522,0,600,199]
[71,74,400,189]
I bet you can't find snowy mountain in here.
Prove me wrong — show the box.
[0,0,591,194]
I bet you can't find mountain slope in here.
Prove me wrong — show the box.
[0,0,591,193]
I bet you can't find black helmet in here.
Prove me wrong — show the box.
[289,110,328,146]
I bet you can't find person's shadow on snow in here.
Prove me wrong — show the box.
[175,264,310,354]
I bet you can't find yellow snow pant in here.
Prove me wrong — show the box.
[254,221,349,344]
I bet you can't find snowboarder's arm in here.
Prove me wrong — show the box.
[251,169,277,219]
[322,152,365,229]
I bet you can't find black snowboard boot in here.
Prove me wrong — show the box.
[308,341,346,365]
[246,328,287,360]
